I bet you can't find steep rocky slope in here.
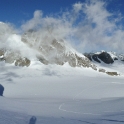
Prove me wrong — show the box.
[0,49,30,67]
[0,25,97,70]
[84,51,124,64]
[0,23,120,75]
[21,30,97,70]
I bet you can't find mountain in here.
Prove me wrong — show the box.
[21,30,92,68]
[0,22,120,76]
[84,51,124,64]
[0,28,97,71]
[83,51,124,75]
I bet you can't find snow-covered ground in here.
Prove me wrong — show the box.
[94,59,124,76]
[0,61,124,124]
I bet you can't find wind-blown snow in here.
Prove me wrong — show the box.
[5,34,39,59]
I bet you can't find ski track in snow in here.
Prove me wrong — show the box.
[59,81,124,116]
[1,63,124,123]
[0,83,124,124]
[59,83,101,116]
[59,103,101,116]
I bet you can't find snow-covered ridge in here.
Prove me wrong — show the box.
[22,30,99,70]
[84,51,124,75]
[0,24,120,75]
[84,51,124,64]
[0,29,97,71]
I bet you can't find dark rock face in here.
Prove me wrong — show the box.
[92,54,101,63]
[0,84,4,96]
[114,57,118,60]
[84,52,114,64]
[98,52,114,64]
[83,53,92,61]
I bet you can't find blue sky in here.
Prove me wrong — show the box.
[0,0,85,26]
[0,0,124,27]
[1,0,124,53]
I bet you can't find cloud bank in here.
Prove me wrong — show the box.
[0,0,124,54]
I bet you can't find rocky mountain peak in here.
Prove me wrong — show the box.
[21,30,97,70]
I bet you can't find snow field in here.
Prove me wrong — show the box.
[0,62,124,123]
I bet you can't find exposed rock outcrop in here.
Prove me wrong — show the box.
[84,52,114,64]
[15,58,30,67]
[92,54,101,63]
[99,68,106,73]
[98,52,114,64]
[21,30,97,70]
[106,72,118,76]
[0,50,30,67]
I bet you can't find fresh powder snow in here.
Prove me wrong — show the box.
[0,60,124,124]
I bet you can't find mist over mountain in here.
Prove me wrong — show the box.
[1,0,124,53]
[0,0,124,76]
[0,22,98,73]
[0,21,122,76]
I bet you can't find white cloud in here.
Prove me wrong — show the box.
[21,10,43,31]
[73,2,83,13]
[0,23,16,49]
[1,0,124,54]
[21,9,74,43]
[34,10,43,18]
[71,0,124,53]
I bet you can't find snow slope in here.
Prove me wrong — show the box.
[84,51,124,75]
[0,61,124,124]
[0,22,124,124]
